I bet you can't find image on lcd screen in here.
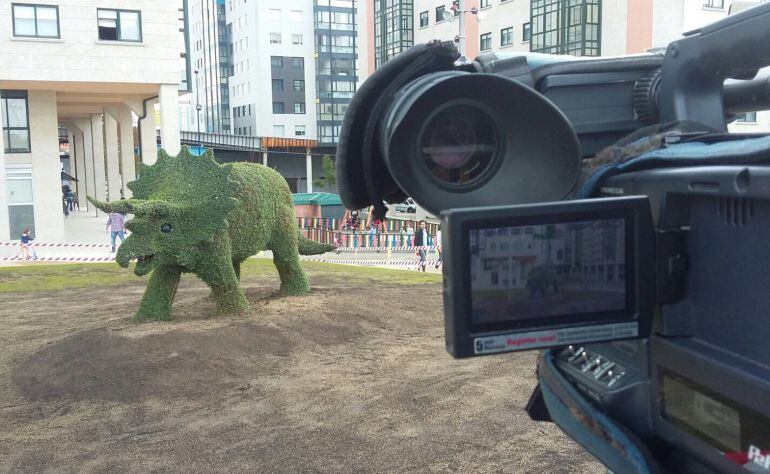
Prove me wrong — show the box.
[469,219,626,324]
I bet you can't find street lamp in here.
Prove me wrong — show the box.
[443,1,485,60]
[194,69,202,151]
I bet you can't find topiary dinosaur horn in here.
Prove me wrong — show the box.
[86,196,176,217]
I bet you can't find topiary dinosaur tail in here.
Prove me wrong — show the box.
[297,230,335,255]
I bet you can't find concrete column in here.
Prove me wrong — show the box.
[72,127,87,200]
[139,98,158,165]
[118,105,136,197]
[262,150,268,166]
[72,118,95,212]
[159,84,181,156]
[0,121,8,240]
[125,97,157,166]
[305,149,313,193]
[89,113,107,211]
[103,109,121,201]
[28,91,65,241]
[66,130,75,177]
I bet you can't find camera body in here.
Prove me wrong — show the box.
[336,3,770,472]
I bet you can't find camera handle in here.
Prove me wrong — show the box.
[658,2,770,130]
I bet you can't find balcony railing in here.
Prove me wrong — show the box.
[179,131,262,151]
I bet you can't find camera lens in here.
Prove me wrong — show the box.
[420,104,499,187]
[379,71,580,215]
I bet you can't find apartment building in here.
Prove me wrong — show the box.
[193,0,367,146]
[370,0,414,70]
[189,0,232,134]
[315,0,363,144]
[0,0,184,242]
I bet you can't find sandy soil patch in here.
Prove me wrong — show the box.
[0,270,601,472]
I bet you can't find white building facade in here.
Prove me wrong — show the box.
[0,0,184,242]
[217,0,368,144]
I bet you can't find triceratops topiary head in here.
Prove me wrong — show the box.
[89,148,238,276]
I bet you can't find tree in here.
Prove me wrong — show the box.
[313,155,337,189]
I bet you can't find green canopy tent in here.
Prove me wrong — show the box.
[292,193,344,219]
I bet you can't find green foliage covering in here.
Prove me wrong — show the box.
[89,148,334,321]
[312,155,336,189]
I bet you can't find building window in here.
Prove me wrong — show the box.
[419,11,428,27]
[435,5,445,22]
[292,34,303,45]
[272,79,283,91]
[480,32,492,51]
[292,57,304,68]
[501,27,513,46]
[273,102,285,114]
[97,9,142,42]
[268,8,281,21]
[289,10,303,22]
[271,56,283,68]
[294,102,306,114]
[1,90,31,153]
[523,22,531,42]
[703,0,724,8]
[7,168,35,239]
[531,0,600,56]
[273,125,285,136]
[270,32,281,44]
[480,0,491,7]
[293,80,305,92]
[736,112,758,123]
[295,125,306,136]
[12,4,59,38]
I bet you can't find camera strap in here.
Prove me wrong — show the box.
[576,124,770,198]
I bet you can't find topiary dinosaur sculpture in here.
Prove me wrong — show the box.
[88,148,333,321]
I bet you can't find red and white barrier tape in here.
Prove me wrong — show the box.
[0,256,116,262]
[0,241,439,252]
[332,246,439,252]
[303,258,440,267]
[3,256,439,267]
[0,241,112,248]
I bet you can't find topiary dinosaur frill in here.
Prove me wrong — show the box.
[89,148,333,321]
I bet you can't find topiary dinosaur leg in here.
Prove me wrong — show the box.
[233,260,241,281]
[133,265,182,322]
[197,259,249,314]
[271,232,310,295]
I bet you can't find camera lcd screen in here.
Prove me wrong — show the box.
[469,219,627,324]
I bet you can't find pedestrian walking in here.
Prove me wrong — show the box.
[368,223,377,248]
[406,223,414,247]
[400,226,406,247]
[65,187,74,211]
[72,192,80,211]
[414,220,429,272]
[19,228,37,259]
[106,210,127,253]
[434,228,443,269]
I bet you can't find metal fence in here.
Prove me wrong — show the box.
[180,131,262,151]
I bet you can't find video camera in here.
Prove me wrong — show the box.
[337,3,770,473]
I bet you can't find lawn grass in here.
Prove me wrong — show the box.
[0,259,440,293]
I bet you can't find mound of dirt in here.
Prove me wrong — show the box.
[13,324,292,402]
